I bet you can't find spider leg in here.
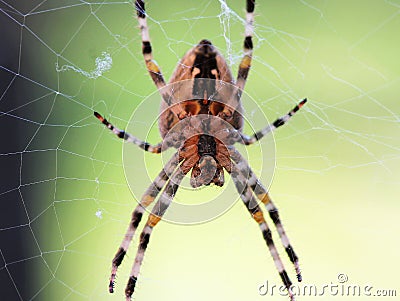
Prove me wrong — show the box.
[219,0,255,120]
[135,0,187,119]
[236,0,255,92]
[108,152,181,293]
[94,111,166,153]
[229,159,295,301]
[239,98,307,145]
[124,164,188,300]
[229,148,302,282]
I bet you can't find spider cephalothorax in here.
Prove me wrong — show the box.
[179,133,231,188]
[94,1,307,300]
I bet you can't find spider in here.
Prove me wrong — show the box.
[94,1,306,300]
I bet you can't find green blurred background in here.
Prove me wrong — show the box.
[0,1,399,301]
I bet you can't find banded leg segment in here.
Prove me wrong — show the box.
[236,0,255,92]
[94,111,164,153]
[135,0,187,119]
[219,0,255,120]
[229,161,295,301]
[239,98,307,145]
[124,165,187,300]
[108,153,181,293]
[230,148,301,282]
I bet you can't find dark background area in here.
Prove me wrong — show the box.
[1,3,30,300]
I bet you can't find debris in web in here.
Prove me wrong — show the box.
[56,51,112,79]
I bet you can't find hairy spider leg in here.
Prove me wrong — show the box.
[124,165,188,300]
[219,0,255,120]
[108,152,181,293]
[135,0,187,119]
[239,98,307,145]
[229,148,302,281]
[229,159,295,301]
[236,0,255,92]
[94,111,166,153]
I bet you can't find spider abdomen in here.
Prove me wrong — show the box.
[159,39,245,138]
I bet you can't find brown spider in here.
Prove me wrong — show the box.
[94,1,306,300]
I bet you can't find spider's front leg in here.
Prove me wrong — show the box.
[108,152,181,293]
[124,163,189,300]
[229,148,302,281]
[228,156,296,301]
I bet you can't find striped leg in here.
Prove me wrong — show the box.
[239,98,307,145]
[135,0,187,119]
[229,160,295,301]
[124,165,187,300]
[108,153,181,293]
[230,148,302,282]
[94,111,165,153]
[219,0,255,119]
[236,0,255,92]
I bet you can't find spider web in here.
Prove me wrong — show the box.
[1,1,399,301]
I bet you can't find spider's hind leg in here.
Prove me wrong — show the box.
[219,0,255,120]
[236,0,255,92]
[134,0,187,119]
